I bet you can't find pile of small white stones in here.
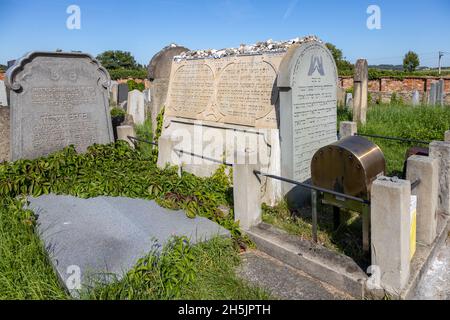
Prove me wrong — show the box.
[173,35,321,61]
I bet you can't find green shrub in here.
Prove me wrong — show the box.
[110,107,126,118]
[127,79,145,92]
[109,69,147,80]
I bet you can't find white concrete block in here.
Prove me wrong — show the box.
[429,141,450,216]
[406,155,438,245]
[233,150,261,230]
[371,177,411,293]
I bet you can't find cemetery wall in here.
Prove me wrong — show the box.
[339,76,450,104]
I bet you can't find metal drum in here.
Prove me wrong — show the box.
[311,136,386,201]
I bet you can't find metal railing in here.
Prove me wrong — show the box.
[254,170,369,204]
[354,133,430,145]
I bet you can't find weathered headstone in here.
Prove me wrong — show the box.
[337,87,345,108]
[346,92,353,108]
[0,80,7,106]
[412,90,420,106]
[109,81,118,105]
[0,107,10,162]
[160,37,334,205]
[5,51,114,161]
[127,90,145,125]
[278,41,338,204]
[148,44,189,134]
[143,88,151,103]
[117,83,129,104]
[353,59,368,124]
[428,82,437,105]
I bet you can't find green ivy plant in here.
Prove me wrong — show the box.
[0,141,243,241]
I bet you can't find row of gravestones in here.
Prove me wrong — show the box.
[109,81,149,125]
[0,39,338,207]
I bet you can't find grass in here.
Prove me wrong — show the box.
[84,237,270,300]
[0,197,68,299]
[0,199,269,300]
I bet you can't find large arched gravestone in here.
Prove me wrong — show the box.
[278,41,338,204]
[6,51,114,161]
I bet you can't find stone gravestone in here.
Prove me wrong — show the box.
[412,90,420,106]
[148,44,189,134]
[117,83,129,105]
[160,37,337,206]
[109,81,118,105]
[127,90,145,125]
[353,59,368,124]
[0,80,7,106]
[278,41,338,205]
[428,82,437,106]
[345,92,353,109]
[0,107,10,162]
[5,51,114,161]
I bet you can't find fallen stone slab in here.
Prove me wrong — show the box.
[27,194,229,296]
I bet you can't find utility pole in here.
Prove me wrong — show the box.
[439,51,444,75]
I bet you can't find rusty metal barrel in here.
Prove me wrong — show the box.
[311,136,386,201]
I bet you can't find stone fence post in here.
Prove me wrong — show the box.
[339,121,357,139]
[429,141,450,217]
[371,177,411,293]
[233,150,261,230]
[406,155,438,245]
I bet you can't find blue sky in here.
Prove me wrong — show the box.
[0,0,449,67]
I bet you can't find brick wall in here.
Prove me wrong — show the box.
[339,76,450,104]
[0,72,4,81]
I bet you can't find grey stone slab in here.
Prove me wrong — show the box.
[127,90,145,125]
[239,250,353,300]
[5,51,114,161]
[0,80,7,106]
[28,194,229,296]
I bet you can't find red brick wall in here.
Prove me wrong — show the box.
[339,76,450,93]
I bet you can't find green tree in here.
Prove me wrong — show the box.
[96,50,139,71]
[325,43,354,75]
[403,51,420,72]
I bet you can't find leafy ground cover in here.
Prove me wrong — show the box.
[0,142,267,299]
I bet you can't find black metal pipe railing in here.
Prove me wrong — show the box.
[411,178,421,190]
[354,133,430,145]
[127,136,158,146]
[253,170,370,204]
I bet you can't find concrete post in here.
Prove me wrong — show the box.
[353,59,368,125]
[339,121,357,139]
[233,150,261,230]
[445,130,450,142]
[156,135,182,170]
[406,155,439,245]
[371,177,411,293]
[429,141,450,217]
